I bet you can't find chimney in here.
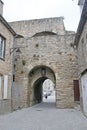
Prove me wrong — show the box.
[0,0,4,16]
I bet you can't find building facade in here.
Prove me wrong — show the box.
[0,0,17,114]
[75,0,87,117]
[9,17,78,110]
[78,0,85,13]
[0,0,80,114]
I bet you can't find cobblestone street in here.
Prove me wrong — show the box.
[0,99,87,130]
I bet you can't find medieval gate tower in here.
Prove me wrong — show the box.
[9,17,78,110]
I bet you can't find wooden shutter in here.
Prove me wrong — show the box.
[3,75,8,99]
[73,80,80,101]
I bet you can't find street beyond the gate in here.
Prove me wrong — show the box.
[0,96,87,130]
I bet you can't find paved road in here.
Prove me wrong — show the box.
[0,100,87,130]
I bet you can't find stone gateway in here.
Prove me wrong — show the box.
[0,0,80,114]
[9,17,78,110]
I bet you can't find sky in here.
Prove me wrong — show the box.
[2,0,80,31]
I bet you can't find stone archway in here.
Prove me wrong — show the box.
[28,65,56,106]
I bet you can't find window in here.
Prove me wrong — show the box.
[0,35,5,59]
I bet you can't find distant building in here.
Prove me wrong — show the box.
[43,79,54,96]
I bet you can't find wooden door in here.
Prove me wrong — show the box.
[73,80,80,101]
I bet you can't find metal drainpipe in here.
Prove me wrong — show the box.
[11,34,17,111]
[11,34,24,111]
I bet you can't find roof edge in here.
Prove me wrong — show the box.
[0,15,16,36]
[0,0,4,5]
[74,0,87,45]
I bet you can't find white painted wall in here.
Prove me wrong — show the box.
[81,73,87,116]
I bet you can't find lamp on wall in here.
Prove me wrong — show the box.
[10,34,24,55]
[10,47,22,55]
[41,67,46,77]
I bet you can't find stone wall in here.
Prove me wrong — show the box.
[10,17,78,109]
[10,17,65,37]
[77,21,87,75]
[0,20,13,114]
[77,20,87,116]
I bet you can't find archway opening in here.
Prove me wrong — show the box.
[33,77,47,104]
[28,65,56,107]
[42,79,55,103]
[33,78,56,105]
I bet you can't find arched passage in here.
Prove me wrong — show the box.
[33,77,47,103]
[28,65,56,106]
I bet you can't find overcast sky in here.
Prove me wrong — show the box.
[3,0,80,31]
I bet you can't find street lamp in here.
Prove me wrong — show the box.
[10,47,21,55]
[41,67,46,77]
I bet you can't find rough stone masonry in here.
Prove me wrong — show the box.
[9,17,78,110]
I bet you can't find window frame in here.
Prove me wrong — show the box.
[0,34,6,60]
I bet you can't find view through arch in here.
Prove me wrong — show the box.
[42,79,55,103]
[28,65,56,107]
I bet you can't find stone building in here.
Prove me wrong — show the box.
[10,17,78,110]
[0,0,17,114]
[78,0,85,13]
[0,0,79,114]
[75,0,87,117]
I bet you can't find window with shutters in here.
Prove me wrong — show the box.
[0,34,5,59]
